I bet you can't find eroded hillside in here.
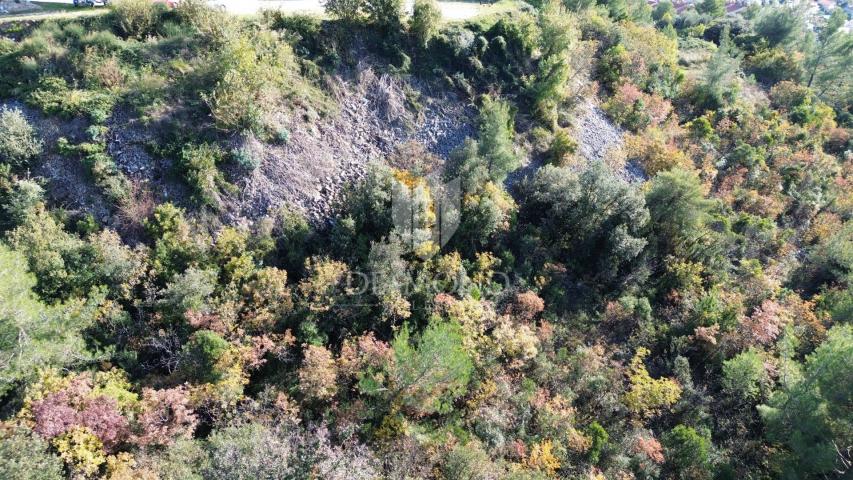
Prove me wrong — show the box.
[0,1,851,480]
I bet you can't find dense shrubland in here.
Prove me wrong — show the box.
[0,0,851,479]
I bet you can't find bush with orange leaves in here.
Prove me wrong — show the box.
[625,127,692,176]
[338,332,395,396]
[738,299,786,347]
[503,291,546,322]
[604,83,672,132]
[298,344,338,401]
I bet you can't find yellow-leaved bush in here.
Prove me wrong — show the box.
[624,347,682,417]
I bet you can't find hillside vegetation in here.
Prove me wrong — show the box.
[0,0,851,479]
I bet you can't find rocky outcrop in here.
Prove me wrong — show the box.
[223,66,475,224]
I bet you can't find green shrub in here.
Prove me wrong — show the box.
[744,48,803,86]
[663,425,712,479]
[442,442,498,480]
[410,0,442,47]
[274,127,290,144]
[547,128,576,165]
[57,138,130,203]
[83,152,131,202]
[179,143,231,206]
[6,205,90,300]
[0,427,64,480]
[204,31,300,134]
[232,145,261,171]
[324,0,364,22]
[28,77,115,123]
[176,0,238,44]
[596,44,628,90]
[112,0,161,39]
[80,30,128,53]
[161,267,219,315]
[0,107,42,168]
[179,329,231,383]
[2,179,45,228]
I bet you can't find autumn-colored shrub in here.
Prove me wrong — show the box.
[604,83,672,132]
[298,344,338,401]
[135,387,198,446]
[625,127,692,176]
[624,348,682,417]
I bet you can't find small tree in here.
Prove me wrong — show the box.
[529,0,575,126]
[587,421,609,464]
[645,168,715,263]
[624,347,682,417]
[460,96,519,186]
[662,425,712,480]
[410,0,441,47]
[722,348,770,403]
[112,0,160,39]
[392,319,473,415]
[0,107,42,168]
[364,0,403,28]
[298,344,338,401]
[324,0,364,22]
[697,27,742,109]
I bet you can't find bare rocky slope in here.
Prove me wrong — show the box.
[7,67,631,229]
[222,66,476,225]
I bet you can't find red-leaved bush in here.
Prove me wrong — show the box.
[32,391,81,439]
[504,291,545,322]
[633,435,665,464]
[80,396,130,450]
[739,299,785,346]
[32,390,129,451]
[135,387,198,446]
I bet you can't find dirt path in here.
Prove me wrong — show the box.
[0,4,105,23]
[214,0,484,20]
[7,0,488,21]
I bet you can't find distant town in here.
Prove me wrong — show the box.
[646,0,853,31]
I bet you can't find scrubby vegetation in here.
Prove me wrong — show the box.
[0,0,850,479]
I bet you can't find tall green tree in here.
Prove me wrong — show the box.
[529,0,576,127]
[519,163,649,292]
[759,324,853,479]
[803,9,853,108]
[0,244,97,397]
[645,168,716,263]
[391,319,473,415]
[696,0,724,18]
[698,27,742,109]
[755,4,805,48]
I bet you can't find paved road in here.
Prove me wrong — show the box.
[9,0,483,20]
